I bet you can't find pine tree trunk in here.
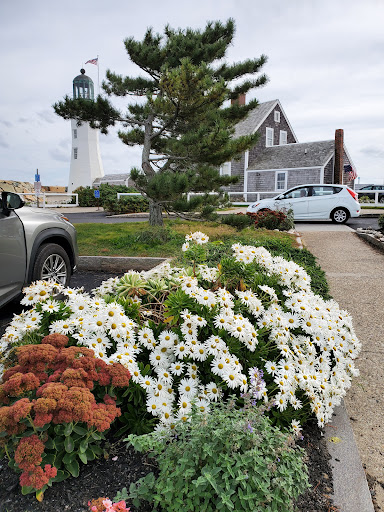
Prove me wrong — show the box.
[149,200,164,226]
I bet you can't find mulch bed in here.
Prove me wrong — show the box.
[0,419,336,512]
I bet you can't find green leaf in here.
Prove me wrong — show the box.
[78,452,88,464]
[54,424,65,436]
[62,452,76,465]
[52,470,69,483]
[85,448,95,461]
[72,424,88,436]
[65,460,80,478]
[79,439,88,453]
[44,437,55,450]
[64,436,75,453]
[21,485,35,495]
[64,423,73,436]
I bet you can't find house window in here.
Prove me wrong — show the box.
[74,147,78,160]
[266,127,274,147]
[279,130,287,145]
[276,171,287,191]
[220,161,231,176]
[73,129,77,139]
[274,110,280,123]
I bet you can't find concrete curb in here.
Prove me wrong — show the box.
[355,231,384,253]
[325,401,374,512]
[78,256,169,272]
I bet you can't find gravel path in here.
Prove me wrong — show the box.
[300,230,384,510]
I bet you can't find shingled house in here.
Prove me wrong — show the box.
[222,98,357,202]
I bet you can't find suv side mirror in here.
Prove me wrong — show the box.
[1,191,25,215]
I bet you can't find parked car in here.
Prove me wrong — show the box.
[357,185,384,203]
[0,191,78,308]
[247,184,360,223]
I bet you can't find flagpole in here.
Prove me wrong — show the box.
[97,55,100,95]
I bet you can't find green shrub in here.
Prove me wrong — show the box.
[120,397,309,512]
[72,185,141,208]
[102,195,149,214]
[221,213,254,230]
[248,209,295,231]
[378,214,384,231]
[358,195,374,204]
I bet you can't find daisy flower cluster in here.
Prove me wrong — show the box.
[0,233,361,429]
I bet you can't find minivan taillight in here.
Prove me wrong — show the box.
[347,188,358,201]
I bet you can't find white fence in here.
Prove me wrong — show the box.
[18,193,79,208]
[356,190,384,206]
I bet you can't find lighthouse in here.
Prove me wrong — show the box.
[67,69,104,193]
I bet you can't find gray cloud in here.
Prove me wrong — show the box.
[37,110,56,124]
[48,149,69,163]
[0,119,12,128]
[360,146,384,159]
[0,134,10,148]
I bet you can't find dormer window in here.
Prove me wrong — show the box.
[274,111,280,123]
[266,127,274,147]
[279,130,287,145]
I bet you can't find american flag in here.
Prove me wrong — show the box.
[344,164,358,181]
[85,58,98,65]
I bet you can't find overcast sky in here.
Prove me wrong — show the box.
[1,0,383,187]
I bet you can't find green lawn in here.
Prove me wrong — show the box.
[74,219,298,257]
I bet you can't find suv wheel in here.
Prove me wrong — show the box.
[331,207,349,224]
[32,243,71,286]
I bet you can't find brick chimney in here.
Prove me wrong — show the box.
[334,129,344,184]
[231,93,246,106]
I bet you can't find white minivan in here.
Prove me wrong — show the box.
[247,184,360,223]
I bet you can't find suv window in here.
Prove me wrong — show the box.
[312,186,342,196]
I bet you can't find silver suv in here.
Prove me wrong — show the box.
[0,191,78,308]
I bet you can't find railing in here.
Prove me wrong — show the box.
[357,191,384,206]
[17,193,79,208]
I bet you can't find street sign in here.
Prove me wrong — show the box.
[34,181,42,194]
[94,190,100,199]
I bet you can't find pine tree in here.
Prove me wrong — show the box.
[54,19,268,225]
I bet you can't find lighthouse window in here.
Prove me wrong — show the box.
[74,148,78,160]
[73,129,77,139]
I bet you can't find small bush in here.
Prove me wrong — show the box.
[248,209,294,231]
[72,185,142,209]
[121,397,309,512]
[221,213,254,230]
[378,214,384,231]
[102,196,149,214]
[358,195,374,204]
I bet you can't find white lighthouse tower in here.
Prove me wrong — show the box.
[67,69,104,193]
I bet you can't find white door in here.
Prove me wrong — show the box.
[274,186,310,219]
[308,186,342,218]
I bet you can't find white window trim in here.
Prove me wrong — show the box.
[266,127,274,147]
[279,130,287,145]
[220,161,231,176]
[274,110,280,123]
[275,171,287,191]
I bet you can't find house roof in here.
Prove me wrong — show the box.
[247,140,335,170]
[234,100,278,138]
[234,99,298,142]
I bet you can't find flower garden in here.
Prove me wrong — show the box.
[0,231,361,511]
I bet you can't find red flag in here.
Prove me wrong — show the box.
[85,58,98,65]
